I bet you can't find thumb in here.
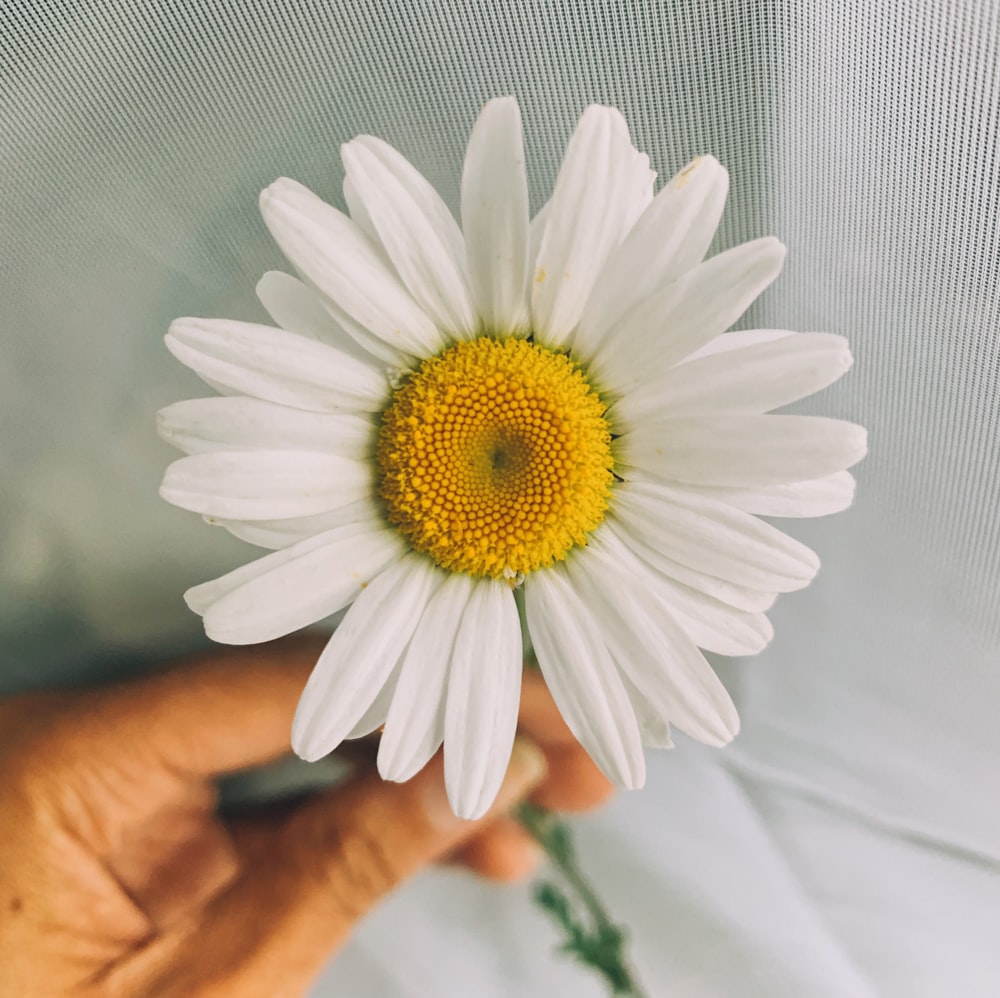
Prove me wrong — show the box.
[159,739,547,997]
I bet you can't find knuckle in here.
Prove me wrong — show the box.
[310,808,405,923]
[0,703,66,801]
[0,691,114,841]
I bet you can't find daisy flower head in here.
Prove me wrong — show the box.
[159,98,867,819]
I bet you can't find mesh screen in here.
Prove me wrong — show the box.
[1,2,997,995]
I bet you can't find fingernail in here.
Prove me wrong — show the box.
[420,737,549,832]
[519,838,547,877]
[496,735,548,803]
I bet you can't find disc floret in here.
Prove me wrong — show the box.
[377,338,613,580]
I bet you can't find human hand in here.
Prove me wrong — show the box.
[0,638,612,997]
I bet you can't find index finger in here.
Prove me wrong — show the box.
[518,667,591,747]
[517,668,614,811]
[74,635,328,778]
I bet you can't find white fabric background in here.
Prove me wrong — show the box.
[1,1,998,995]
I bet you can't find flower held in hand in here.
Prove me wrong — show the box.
[159,98,866,819]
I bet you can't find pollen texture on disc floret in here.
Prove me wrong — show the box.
[376,338,614,580]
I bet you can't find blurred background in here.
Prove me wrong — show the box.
[1,2,997,995]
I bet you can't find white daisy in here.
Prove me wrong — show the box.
[159,98,866,819]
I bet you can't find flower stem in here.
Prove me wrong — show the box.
[516,802,649,998]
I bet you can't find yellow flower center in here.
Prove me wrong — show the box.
[377,338,613,580]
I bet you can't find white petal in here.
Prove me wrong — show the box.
[525,565,645,788]
[612,333,854,424]
[157,397,374,459]
[657,582,774,656]
[255,272,320,340]
[510,202,550,340]
[255,270,383,367]
[528,201,550,269]
[211,499,381,550]
[616,415,868,487]
[694,472,857,518]
[323,303,414,368]
[342,137,476,338]
[184,509,382,612]
[192,520,405,643]
[622,163,657,232]
[444,580,522,819]
[378,572,475,783]
[260,178,445,357]
[576,155,729,359]
[461,97,531,337]
[343,174,381,248]
[619,670,674,749]
[166,317,387,413]
[292,555,441,762]
[598,520,775,612]
[347,653,404,739]
[259,201,404,373]
[567,539,740,746]
[612,480,820,592]
[603,521,775,656]
[532,106,654,349]
[589,238,786,396]
[684,329,795,361]
[160,450,372,520]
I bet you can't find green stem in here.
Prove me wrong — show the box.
[513,584,537,668]
[517,802,649,998]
